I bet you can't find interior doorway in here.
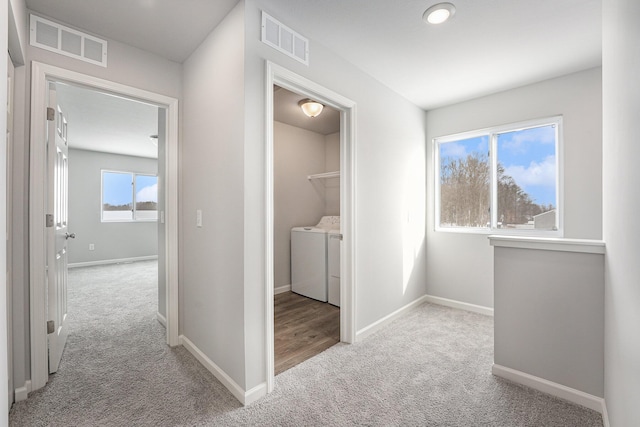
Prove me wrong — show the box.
[52,81,161,373]
[272,85,341,374]
[28,62,179,392]
[265,62,357,393]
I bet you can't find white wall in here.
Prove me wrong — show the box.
[2,0,12,417]
[10,11,181,400]
[425,68,603,309]
[273,121,339,289]
[8,0,28,407]
[26,14,182,100]
[603,0,640,424]
[324,132,340,215]
[181,1,247,389]
[180,0,427,395]
[8,0,27,65]
[243,0,427,391]
[494,246,604,397]
[67,149,158,265]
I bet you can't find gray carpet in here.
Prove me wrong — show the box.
[9,261,603,426]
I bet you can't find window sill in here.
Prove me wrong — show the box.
[435,226,562,238]
[101,220,158,223]
[488,235,605,254]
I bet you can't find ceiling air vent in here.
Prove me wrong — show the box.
[261,12,309,66]
[30,15,108,67]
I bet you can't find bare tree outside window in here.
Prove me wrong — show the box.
[436,118,560,233]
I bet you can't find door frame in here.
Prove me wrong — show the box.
[264,61,357,393]
[6,53,15,407]
[29,62,180,391]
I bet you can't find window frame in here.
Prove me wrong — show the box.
[434,116,563,236]
[101,169,158,223]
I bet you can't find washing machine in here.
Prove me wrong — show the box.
[291,216,340,302]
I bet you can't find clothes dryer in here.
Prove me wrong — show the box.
[290,216,340,302]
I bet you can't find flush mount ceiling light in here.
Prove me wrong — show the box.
[298,99,324,118]
[423,2,456,25]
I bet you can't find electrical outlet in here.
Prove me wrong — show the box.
[89,243,95,251]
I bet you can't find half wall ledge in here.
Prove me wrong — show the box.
[489,235,605,254]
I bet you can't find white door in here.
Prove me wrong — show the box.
[46,84,71,373]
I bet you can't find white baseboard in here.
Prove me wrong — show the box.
[356,295,428,341]
[156,312,167,327]
[274,284,291,295]
[492,364,605,414]
[15,380,31,402]
[244,382,268,406]
[601,400,610,427]
[424,294,494,316]
[180,335,266,405]
[68,255,158,269]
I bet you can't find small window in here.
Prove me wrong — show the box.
[102,171,158,222]
[435,117,562,234]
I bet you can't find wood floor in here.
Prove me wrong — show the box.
[274,291,340,375]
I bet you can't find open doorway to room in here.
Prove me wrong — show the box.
[28,62,179,393]
[272,85,341,375]
[51,81,164,373]
[265,62,357,393]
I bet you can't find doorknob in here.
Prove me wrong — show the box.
[65,232,76,240]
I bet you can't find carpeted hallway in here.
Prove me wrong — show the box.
[9,261,603,426]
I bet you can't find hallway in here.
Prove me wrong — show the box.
[9,262,603,426]
[9,261,241,425]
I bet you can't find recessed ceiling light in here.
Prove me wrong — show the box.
[423,2,456,25]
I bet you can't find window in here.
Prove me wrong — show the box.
[435,117,562,234]
[102,171,158,222]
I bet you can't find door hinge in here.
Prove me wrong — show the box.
[47,320,55,334]
[46,213,54,228]
[46,107,55,121]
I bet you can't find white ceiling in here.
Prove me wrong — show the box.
[27,0,602,128]
[56,83,159,159]
[262,0,602,110]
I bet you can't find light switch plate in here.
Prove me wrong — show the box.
[196,209,202,228]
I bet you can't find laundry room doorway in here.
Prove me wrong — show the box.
[272,84,341,375]
[264,62,357,393]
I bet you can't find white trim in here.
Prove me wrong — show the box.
[14,380,31,402]
[180,335,267,406]
[424,294,494,316]
[356,296,428,341]
[244,382,268,406]
[156,312,167,327]
[492,364,605,413]
[29,62,180,392]
[601,400,610,427]
[265,61,357,394]
[489,235,606,254]
[68,255,158,269]
[274,284,291,295]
